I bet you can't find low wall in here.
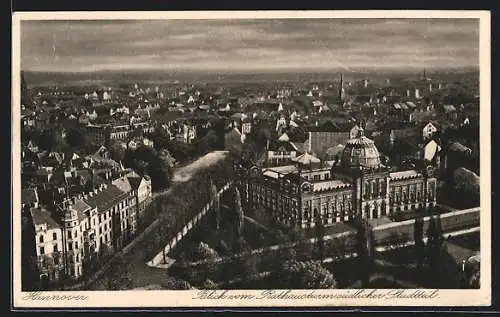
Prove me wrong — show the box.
[167,207,480,272]
[372,207,480,243]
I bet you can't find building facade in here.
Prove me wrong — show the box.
[235,128,437,229]
[24,174,152,285]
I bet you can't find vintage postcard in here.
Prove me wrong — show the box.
[12,10,491,309]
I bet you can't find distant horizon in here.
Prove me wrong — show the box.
[21,19,479,73]
[21,65,479,76]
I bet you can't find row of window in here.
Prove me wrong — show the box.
[303,173,330,181]
[39,232,58,243]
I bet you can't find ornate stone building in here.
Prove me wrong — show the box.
[234,128,437,228]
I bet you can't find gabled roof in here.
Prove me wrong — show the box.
[267,140,297,152]
[292,152,320,165]
[406,101,417,109]
[449,142,471,153]
[391,127,419,139]
[83,184,128,213]
[30,207,61,230]
[126,171,143,190]
[112,176,133,193]
[68,198,93,221]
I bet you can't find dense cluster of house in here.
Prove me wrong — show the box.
[21,143,153,284]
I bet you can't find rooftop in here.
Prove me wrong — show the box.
[312,179,351,192]
[389,170,421,180]
[262,165,299,179]
[30,207,60,230]
[22,188,39,205]
[67,198,93,221]
[83,184,128,213]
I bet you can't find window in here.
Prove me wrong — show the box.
[39,246,44,255]
[39,235,44,243]
[67,231,72,239]
[52,233,57,240]
[75,241,78,249]
[68,243,73,251]
[54,257,59,265]
[53,244,58,252]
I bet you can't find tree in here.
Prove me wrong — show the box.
[158,276,192,290]
[315,212,325,261]
[39,128,65,152]
[65,126,89,149]
[426,216,445,286]
[391,138,419,164]
[469,270,480,288]
[452,168,480,208]
[202,279,219,290]
[210,179,221,231]
[277,260,338,289]
[204,130,219,151]
[354,218,374,286]
[234,187,244,237]
[109,141,126,163]
[414,217,425,269]
[105,257,133,290]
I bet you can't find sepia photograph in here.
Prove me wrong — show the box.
[12,11,491,308]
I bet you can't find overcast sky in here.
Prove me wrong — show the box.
[21,19,479,73]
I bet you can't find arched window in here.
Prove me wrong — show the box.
[381,200,387,216]
[364,204,370,218]
[373,203,379,219]
[39,235,44,243]
[52,233,57,240]
[380,179,386,194]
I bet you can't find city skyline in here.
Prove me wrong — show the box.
[21,18,479,73]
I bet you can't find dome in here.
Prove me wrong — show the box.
[341,127,381,169]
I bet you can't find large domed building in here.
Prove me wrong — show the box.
[234,125,437,229]
[340,128,382,170]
